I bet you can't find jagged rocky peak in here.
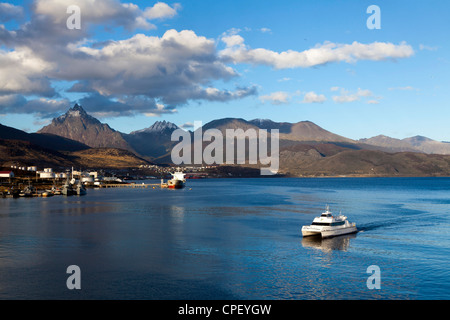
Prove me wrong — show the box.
[55,103,87,121]
[52,103,101,125]
[37,103,132,150]
[62,103,86,117]
[67,103,87,116]
[131,120,179,134]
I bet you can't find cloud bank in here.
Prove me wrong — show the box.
[0,1,414,119]
[220,34,414,69]
[0,1,254,118]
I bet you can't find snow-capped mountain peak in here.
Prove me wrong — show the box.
[131,120,179,134]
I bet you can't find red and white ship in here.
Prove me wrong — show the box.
[163,171,186,189]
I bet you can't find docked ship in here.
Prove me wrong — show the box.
[301,205,357,238]
[76,179,87,196]
[19,185,35,197]
[62,178,75,196]
[162,171,186,189]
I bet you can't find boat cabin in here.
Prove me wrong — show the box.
[312,220,345,227]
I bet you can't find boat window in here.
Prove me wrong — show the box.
[312,221,345,227]
[312,222,331,226]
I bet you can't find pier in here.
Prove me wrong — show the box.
[99,183,161,188]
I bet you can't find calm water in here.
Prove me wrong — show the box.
[0,177,449,300]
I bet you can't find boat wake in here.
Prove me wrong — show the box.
[358,217,408,232]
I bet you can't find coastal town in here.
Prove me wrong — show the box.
[0,163,213,198]
[0,162,265,198]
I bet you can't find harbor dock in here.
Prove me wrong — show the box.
[0,182,181,198]
[99,183,160,188]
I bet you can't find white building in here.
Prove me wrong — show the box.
[39,172,55,179]
[0,171,14,178]
[89,172,99,179]
[82,176,94,183]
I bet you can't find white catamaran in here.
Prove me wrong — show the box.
[301,205,357,239]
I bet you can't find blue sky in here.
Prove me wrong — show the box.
[0,0,449,141]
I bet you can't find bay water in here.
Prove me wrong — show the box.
[0,177,449,299]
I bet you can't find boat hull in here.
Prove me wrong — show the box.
[167,180,185,189]
[321,226,357,239]
[302,225,357,239]
[62,187,75,196]
[167,184,184,189]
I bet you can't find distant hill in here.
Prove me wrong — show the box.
[0,123,89,152]
[0,138,75,167]
[280,120,353,143]
[202,118,353,143]
[403,136,450,154]
[71,148,151,169]
[279,147,450,177]
[202,118,260,133]
[249,119,293,133]
[360,135,450,155]
[0,138,151,169]
[38,104,133,152]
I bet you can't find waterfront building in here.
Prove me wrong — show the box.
[0,171,14,178]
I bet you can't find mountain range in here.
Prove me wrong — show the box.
[359,135,450,154]
[2,104,450,176]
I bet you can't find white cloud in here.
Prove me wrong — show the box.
[0,25,256,117]
[260,27,272,33]
[34,0,180,31]
[388,86,418,91]
[356,88,372,97]
[220,36,414,69]
[332,88,378,104]
[143,103,177,117]
[333,95,359,103]
[260,90,327,105]
[63,30,255,105]
[0,47,55,96]
[144,2,181,20]
[260,91,290,105]
[277,77,292,82]
[301,91,326,103]
[180,122,194,129]
[221,34,245,47]
[419,44,438,51]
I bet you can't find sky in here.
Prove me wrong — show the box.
[0,0,449,141]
